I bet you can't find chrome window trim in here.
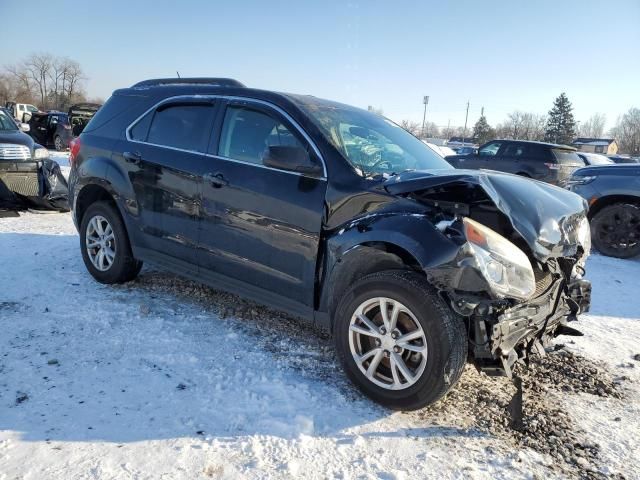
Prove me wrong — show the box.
[125,94,327,179]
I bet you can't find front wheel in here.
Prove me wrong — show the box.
[79,201,143,283]
[334,270,467,410]
[591,203,640,258]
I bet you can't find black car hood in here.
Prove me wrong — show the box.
[384,169,589,261]
[0,129,34,149]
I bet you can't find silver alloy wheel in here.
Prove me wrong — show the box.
[349,297,428,390]
[85,215,116,271]
[54,136,63,151]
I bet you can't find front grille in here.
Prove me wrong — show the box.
[0,143,31,161]
[533,268,553,297]
[0,171,41,196]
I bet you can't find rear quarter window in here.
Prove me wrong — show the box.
[82,94,146,135]
[553,149,582,165]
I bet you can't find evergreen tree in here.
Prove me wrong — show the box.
[544,93,577,144]
[472,115,495,144]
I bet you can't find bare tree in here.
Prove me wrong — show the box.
[23,53,54,109]
[495,111,546,141]
[610,108,640,155]
[399,119,421,136]
[579,113,607,138]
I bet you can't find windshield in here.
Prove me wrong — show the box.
[0,110,18,131]
[290,96,452,175]
[26,105,39,113]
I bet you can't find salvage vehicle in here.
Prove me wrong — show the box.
[0,108,69,212]
[566,164,640,258]
[0,107,30,132]
[68,78,592,410]
[446,139,584,186]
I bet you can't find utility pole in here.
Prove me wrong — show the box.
[421,96,429,139]
[462,101,470,145]
[481,106,484,117]
[446,119,450,139]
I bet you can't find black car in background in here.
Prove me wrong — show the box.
[68,78,591,410]
[566,164,640,258]
[446,139,584,185]
[28,111,73,151]
[27,103,101,151]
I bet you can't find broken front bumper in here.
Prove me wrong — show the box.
[472,275,591,376]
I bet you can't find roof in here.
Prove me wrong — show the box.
[491,139,577,150]
[573,138,616,146]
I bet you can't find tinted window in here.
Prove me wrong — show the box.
[479,141,502,156]
[0,111,18,130]
[552,149,582,165]
[147,104,214,152]
[218,105,306,166]
[502,144,526,157]
[130,111,153,141]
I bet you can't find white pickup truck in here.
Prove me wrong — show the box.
[5,102,40,122]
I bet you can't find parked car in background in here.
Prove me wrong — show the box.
[566,164,640,258]
[608,155,640,164]
[423,141,456,157]
[5,102,39,122]
[577,152,614,166]
[68,77,592,410]
[28,111,73,150]
[453,146,477,155]
[0,107,68,211]
[0,107,30,132]
[446,139,584,186]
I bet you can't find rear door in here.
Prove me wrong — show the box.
[474,141,504,171]
[196,98,327,307]
[112,98,217,266]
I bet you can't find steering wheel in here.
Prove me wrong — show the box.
[369,158,396,171]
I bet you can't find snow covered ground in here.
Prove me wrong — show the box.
[0,212,639,479]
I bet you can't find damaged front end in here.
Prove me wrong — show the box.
[385,170,592,376]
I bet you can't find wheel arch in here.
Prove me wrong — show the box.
[588,194,640,219]
[317,213,460,329]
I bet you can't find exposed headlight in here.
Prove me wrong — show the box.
[463,217,536,300]
[34,147,49,160]
[565,175,596,186]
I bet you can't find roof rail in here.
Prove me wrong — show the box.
[131,78,245,88]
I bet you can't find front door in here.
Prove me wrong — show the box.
[197,99,327,307]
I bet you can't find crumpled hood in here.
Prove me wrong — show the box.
[384,169,589,261]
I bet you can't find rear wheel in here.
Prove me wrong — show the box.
[334,270,467,410]
[54,135,64,151]
[80,201,142,283]
[591,203,640,258]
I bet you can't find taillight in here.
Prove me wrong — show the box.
[69,138,81,168]
[544,162,559,170]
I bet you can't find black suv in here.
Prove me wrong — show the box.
[69,78,592,410]
[28,103,100,151]
[446,139,584,185]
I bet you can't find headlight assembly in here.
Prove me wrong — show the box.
[34,147,49,160]
[565,175,596,186]
[463,217,536,300]
[576,216,591,258]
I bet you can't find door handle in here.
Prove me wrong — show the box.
[203,172,229,188]
[123,151,142,165]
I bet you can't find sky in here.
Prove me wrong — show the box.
[1,0,639,131]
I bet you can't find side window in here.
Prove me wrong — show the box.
[595,145,604,153]
[503,144,526,157]
[218,105,307,166]
[129,111,153,142]
[479,141,502,156]
[146,104,214,152]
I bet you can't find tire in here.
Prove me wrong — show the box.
[79,201,143,283]
[333,270,467,410]
[54,135,64,151]
[591,203,640,258]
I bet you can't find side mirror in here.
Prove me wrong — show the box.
[22,112,32,123]
[263,146,322,176]
[19,123,30,132]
